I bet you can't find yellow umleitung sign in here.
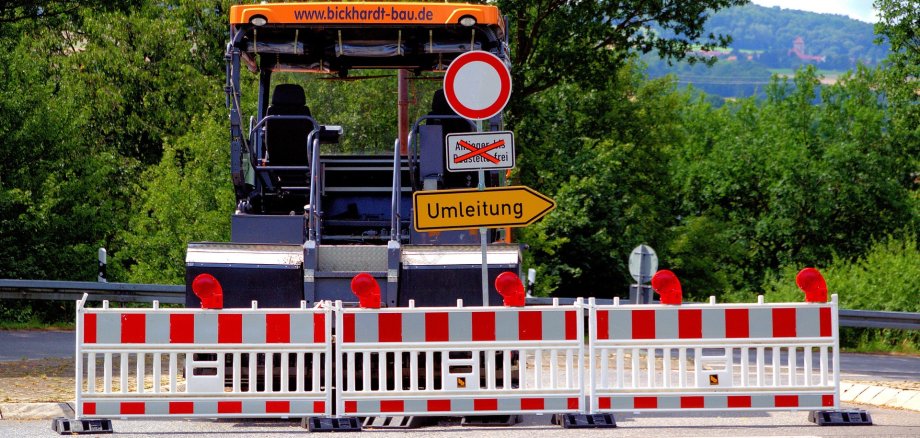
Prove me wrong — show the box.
[413,186,556,232]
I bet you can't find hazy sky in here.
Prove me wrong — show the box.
[751,0,878,22]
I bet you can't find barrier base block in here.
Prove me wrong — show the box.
[461,415,522,427]
[303,417,362,432]
[363,416,433,429]
[809,410,873,426]
[554,413,617,429]
[51,417,114,435]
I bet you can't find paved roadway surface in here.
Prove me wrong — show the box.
[2,407,919,437]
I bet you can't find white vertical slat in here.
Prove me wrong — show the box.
[136,353,145,394]
[549,349,558,389]
[771,346,780,386]
[663,348,671,388]
[87,353,97,394]
[394,351,403,391]
[646,348,655,388]
[378,352,387,391]
[425,351,434,391]
[363,352,372,391]
[486,350,496,390]
[756,347,765,386]
[600,348,609,390]
[502,349,511,390]
[787,347,797,386]
[120,353,128,393]
[565,349,574,389]
[740,347,749,387]
[820,346,829,385]
[631,348,640,388]
[168,353,177,393]
[248,353,257,393]
[677,348,686,388]
[534,349,543,389]
[347,352,356,392]
[312,352,321,392]
[233,352,241,393]
[409,352,419,392]
[616,348,625,389]
[281,352,290,393]
[804,346,813,386]
[265,352,274,393]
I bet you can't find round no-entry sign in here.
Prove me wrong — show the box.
[443,51,511,121]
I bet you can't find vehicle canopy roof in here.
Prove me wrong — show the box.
[229,2,507,75]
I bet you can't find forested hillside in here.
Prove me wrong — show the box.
[646,4,891,98]
[0,1,916,350]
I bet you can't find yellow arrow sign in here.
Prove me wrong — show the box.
[413,186,556,232]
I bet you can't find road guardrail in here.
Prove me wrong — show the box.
[0,280,915,330]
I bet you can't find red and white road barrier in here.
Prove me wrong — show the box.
[334,299,585,417]
[75,296,333,419]
[587,295,840,413]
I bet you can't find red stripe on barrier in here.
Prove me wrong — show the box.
[472,312,496,341]
[170,314,194,343]
[343,313,355,343]
[426,312,449,342]
[121,314,146,343]
[820,307,832,337]
[725,309,749,338]
[218,401,242,414]
[597,310,609,340]
[428,400,451,412]
[380,400,404,413]
[519,311,542,341]
[313,401,325,414]
[314,313,326,343]
[565,311,578,340]
[266,314,290,343]
[378,313,402,342]
[218,314,242,343]
[83,402,96,415]
[568,398,579,409]
[634,397,657,409]
[169,401,194,414]
[822,394,834,407]
[84,314,97,344]
[266,401,290,413]
[775,395,798,407]
[727,395,752,408]
[598,397,611,410]
[521,398,544,410]
[120,402,145,415]
[678,309,702,339]
[474,399,498,411]
[345,400,357,413]
[632,310,656,339]
[681,396,705,408]
[772,308,797,338]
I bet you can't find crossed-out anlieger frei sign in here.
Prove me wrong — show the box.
[413,186,555,232]
[446,131,515,171]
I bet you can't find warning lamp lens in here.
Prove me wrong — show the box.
[651,270,682,305]
[350,272,381,309]
[250,16,267,26]
[459,16,476,27]
[494,271,525,307]
[795,267,828,303]
[192,273,224,309]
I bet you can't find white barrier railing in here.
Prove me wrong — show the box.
[587,295,839,413]
[75,296,333,419]
[334,299,585,417]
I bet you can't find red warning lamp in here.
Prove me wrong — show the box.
[192,273,223,309]
[350,272,381,309]
[651,270,682,305]
[796,267,828,303]
[495,271,525,307]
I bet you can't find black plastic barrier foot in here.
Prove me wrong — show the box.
[303,417,362,432]
[809,410,873,426]
[554,413,617,429]
[51,417,114,435]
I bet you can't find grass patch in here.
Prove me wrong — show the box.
[0,318,74,331]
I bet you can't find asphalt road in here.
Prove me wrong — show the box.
[2,405,919,437]
[3,329,918,382]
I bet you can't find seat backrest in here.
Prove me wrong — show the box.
[265,84,312,166]
[427,89,475,188]
[427,89,471,135]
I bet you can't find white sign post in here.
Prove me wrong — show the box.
[443,51,513,307]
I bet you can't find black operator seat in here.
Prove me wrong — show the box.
[265,83,313,167]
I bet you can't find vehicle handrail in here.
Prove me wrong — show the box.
[390,138,401,242]
[308,135,321,242]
